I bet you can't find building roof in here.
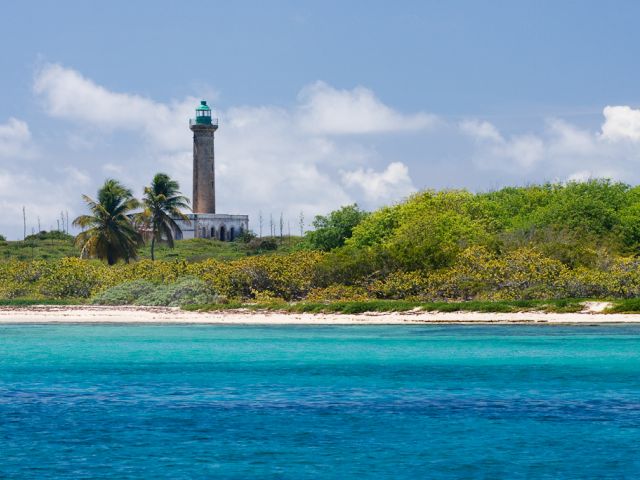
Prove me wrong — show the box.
[196,100,211,111]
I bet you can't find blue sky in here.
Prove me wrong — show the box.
[1,1,640,238]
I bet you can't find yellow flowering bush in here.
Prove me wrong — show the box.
[306,284,370,302]
[419,247,567,301]
[0,245,638,303]
[38,258,111,298]
[368,271,428,300]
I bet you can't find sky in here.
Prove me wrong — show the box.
[1,1,640,238]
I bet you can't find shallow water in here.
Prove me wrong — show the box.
[1,324,640,479]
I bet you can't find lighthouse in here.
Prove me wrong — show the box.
[190,100,217,213]
[173,100,248,241]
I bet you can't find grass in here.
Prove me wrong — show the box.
[184,298,587,314]
[138,236,304,261]
[606,298,640,313]
[0,237,78,261]
[138,238,248,262]
[0,297,612,314]
[0,235,305,262]
[0,298,85,306]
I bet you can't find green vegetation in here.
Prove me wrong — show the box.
[138,236,303,261]
[0,235,302,262]
[303,204,368,251]
[606,298,640,313]
[0,298,83,306]
[5,180,640,311]
[184,298,586,314]
[0,231,77,261]
[139,173,190,260]
[73,179,143,264]
[92,277,220,307]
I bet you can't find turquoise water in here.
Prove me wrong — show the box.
[2,325,640,478]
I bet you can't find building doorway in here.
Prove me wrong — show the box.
[219,225,226,241]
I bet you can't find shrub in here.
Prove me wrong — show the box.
[236,230,257,243]
[608,298,640,313]
[235,251,325,300]
[306,284,370,302]
[314,245,385,287]
[38,258,111,298]
[418,246,567,301]
[91,279,157,305]
[246,237,278,253]
[304,204,368,251]
[25,230,74,242]
[189,251,324,300]
[368,271,427,300]
[135,277,220,307]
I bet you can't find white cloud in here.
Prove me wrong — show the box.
[341,162,416,204]
[601,105,640,142]
[0,167,84,235]
[60,165,91,186]
[459,119,503,142]
[213,104,353,219]
[459,110,640,182]
[497,135,546,169]
[460,118,545,171]
[0,117,35,158]
[567,168,621,182]
[547,119,596,156]
[297,81,437,135]
[101,163,124,175]
[34,64,153,127]
[34,63,195,152]
[567,170,593,182]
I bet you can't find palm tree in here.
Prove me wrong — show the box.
[73,179,143,265]
[140,173,190,260]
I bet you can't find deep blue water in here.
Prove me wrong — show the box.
[2,324,640,479]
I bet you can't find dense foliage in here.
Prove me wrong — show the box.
[92,277,220,306]
[139,173,190,260]
[303,204,368,251]
[73,179,143,265]
[4,180,640,305]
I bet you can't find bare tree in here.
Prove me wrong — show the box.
[269,214,274,237]
[258,210,263,238]
[37,216,41,233]
[279,211,284,241]
[22,206,26,240]
[298,211,304,237]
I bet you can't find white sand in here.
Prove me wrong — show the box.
[0,304,638,324]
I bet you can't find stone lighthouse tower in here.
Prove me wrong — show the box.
[190,100,217,213]
[173,100,249,241]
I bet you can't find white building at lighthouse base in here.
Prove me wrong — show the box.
[174,213,249,241]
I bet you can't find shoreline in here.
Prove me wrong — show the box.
[1,305,640,324]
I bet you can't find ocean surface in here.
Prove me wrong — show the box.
[2,324,640,479]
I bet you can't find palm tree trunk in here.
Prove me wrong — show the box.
[151,236,156,261]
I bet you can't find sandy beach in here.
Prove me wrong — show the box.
[0,304,639,324]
